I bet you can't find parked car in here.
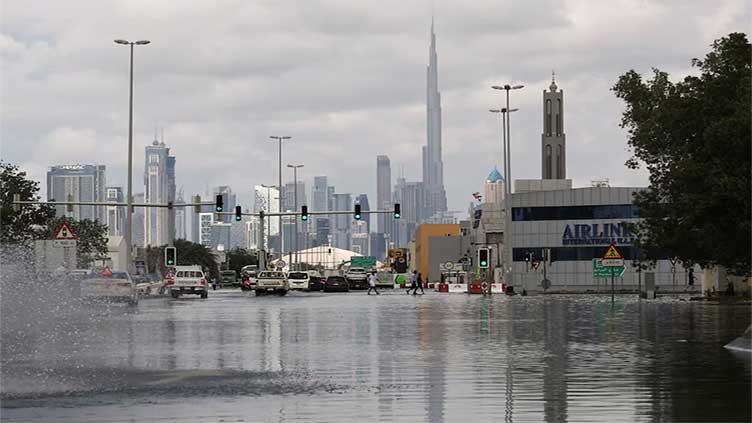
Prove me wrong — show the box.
[287,271,310,290]
[307,270,324,291]
[136,273,163,296]
[80,268,138,305]
[322,275,349,292]
[170,265,208,299]
[255,271,289,296]
[345,267,368,289]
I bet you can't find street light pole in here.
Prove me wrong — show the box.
[287,164,304,270]
[270,136,291,260]
[115,38,150,274]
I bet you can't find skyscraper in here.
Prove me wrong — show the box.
[393,177,425,246]
[312,176,328,212]
[253,185,280,252]
[47,164,106,223]
[282,182,306,213]
[352,194,370,255]
[105,186,124,236]
[484,166,505,204]
[542,73,566,179]
[174,189,187,240]
[423,21,448,219]
[376,155,391,234]
[144,138,176,246]
[331,193,352,250]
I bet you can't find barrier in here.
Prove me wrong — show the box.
[468,283,483,294]
[490,283,504,293]
[437,283,449,293]
[448,283,466,293]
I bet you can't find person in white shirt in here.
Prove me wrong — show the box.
[367,272,380,295]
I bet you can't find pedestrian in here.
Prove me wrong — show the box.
[367,272,380,295]
[412,272,425,295]
[407,270,417,294]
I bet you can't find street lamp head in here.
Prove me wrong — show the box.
[135,40,150,45]
[114,39,130,45]
[512,84,524,90]
[489,109,502,113]
[491,85,503,90]
[509,108,520,112]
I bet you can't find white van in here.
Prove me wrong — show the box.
[170,265,208,298]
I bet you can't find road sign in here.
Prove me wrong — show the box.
[276,260,286,267]
[52,223,77,240]
[444,262,455,270]
[602,258,625,267]
[593,259,626,277]
[351,256,377,268]
[602,244,623,260]
[670,257,679,266]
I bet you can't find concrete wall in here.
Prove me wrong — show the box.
[415,224,460,280]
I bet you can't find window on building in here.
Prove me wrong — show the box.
[545,145,552,178]
[556,99,562,136]
[149,154,159,164]
[545,99,552,136]
[512,204,640,221]
[556,145,563,179]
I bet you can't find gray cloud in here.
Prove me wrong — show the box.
[1,0,748,218]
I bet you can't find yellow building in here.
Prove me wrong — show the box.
[414,224,460,281]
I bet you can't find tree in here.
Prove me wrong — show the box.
[226,247,258,275]
[143,240,218,278]
[43,216,108,268]
[0,162,56,245]
[612,33,751,275]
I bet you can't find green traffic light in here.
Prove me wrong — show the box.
[394,213,400,219]
[302,215,308,221]
[355,214,361,220]
[480,260,487,266]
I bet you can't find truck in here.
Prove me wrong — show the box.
[254,271,289,296]
[220,270,238,287]
[170,265,208,299]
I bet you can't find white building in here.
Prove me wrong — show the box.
[46,164,106,223]
[105,186,124,236]
[144,138,176,246]
[483,166,505,205]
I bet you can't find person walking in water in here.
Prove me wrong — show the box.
[367,271,380,295]
[407,270,417,294]
[412,272,425,295]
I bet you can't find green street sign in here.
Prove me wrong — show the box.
[593,258,625,278]
[351,256,377,268]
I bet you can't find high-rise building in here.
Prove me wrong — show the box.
[253,185,280,252]
[484,166,505,205]
[174,189,187,240]
[190,192,214,243]
[144,138,176,246]
[376,156,391,234]
[423,21,448,219]
[210,222,232,250]
[132,193,145,247]
[352,194,371,255]
[393,177,425,246]
[212,186,236,224]
[283,181,306,215]
[542,73,566,179]
[331,193,352,250]
[245,216,261,250]
[312,176,328,211]
[46,164,106,222]
[105,186,124,236]
[197,212,213,246]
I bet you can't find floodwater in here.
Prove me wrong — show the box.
[1,289,750,422]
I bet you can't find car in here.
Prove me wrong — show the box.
[79,268,138,305]
[170,266,208,299]
[287,271,310,290]
[136,273,163,296]
[255,271,289,296]
[345,267,368,289]
[322,275,349,292]
[306,270,324,291]
[220,270,238,287]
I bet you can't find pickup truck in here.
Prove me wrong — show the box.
[254,271,289,296]
[170,265,208,299]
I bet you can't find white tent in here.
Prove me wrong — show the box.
[271,246,383,271]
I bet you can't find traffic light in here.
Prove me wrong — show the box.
[165,246,177,267]
[235,205,242,221]
[215,194,223,212]
[394,203,401,219]
[478,248,489,268]
[354,204,361,220]
[301,205,308,221]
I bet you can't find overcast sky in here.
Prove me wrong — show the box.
[2,0,748,216]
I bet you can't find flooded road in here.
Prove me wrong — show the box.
[1,289,750,422]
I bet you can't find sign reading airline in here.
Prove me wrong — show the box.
[52,222,77,248]
[601,244,624,267]
[562,222,636,246]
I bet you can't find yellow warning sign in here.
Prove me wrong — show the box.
[602,244,623,260]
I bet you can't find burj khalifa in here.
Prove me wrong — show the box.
[422,20,448,218]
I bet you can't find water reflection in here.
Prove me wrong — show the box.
[1,292,749,423]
